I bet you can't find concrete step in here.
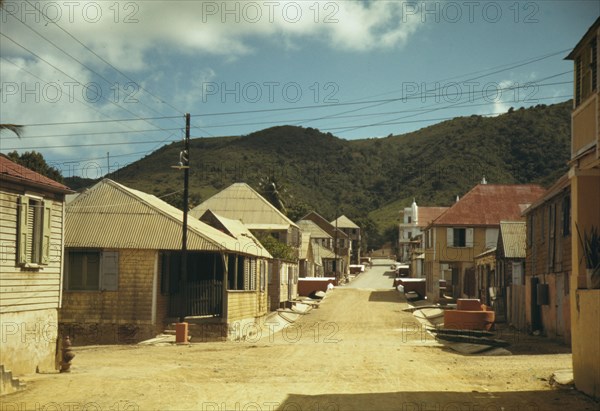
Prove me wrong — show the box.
[0,364,26,397]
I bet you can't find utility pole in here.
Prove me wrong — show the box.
[178,113,190,323]
[106,152,110,175]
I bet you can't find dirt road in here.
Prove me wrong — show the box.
[3,263,597,410]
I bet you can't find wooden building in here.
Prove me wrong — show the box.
[565,17,600,398]
[423,184,546,302]
[190,182,299,309]
[524,175,572,345]
[0,154,71,391]
[61,179,271,344]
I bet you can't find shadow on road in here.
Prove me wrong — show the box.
[279,389,597,411]
[368,290,403,303]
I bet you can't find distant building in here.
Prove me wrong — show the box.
[299,211,350,278]
[398,200,448,277]
[190,182,300,310]
[423,184,545,302]
[331,215,361,265]
[496,221,528,330]
[565,17,600,399]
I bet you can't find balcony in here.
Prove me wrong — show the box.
[572,93,599,160]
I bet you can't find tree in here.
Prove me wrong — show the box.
[258,175,288,215]
[7,151,64,183]
[255,233,297,261]
[0,124,23,137]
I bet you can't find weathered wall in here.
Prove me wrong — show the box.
[0,309,58,375]
[0,188,64,377]
[60,249,157,344]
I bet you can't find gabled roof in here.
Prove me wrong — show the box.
[430,184,546,227]
[297,219,332,239]
[300,211,348,239]
[66,179,270,258]
[330,215,359,229]
[311,239,337,260]
[198,209,269,255]
[418,207,449,226]
[523,173,570,214]
[565,17,600,60]
[190,183,298,230]
[0,154,72,193]
[499,221,526,259]
[299,232,313,260]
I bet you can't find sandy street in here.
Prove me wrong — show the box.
[2,260,598,411]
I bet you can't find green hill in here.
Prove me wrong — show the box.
[75,100,572,247]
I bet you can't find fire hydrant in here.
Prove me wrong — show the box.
[60,336,75,373]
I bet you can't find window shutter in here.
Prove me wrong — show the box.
[466,228,474,247]
[446,228,453,247]
[41,202,52,265]
[17,196,29,265]
[101,251,119,291]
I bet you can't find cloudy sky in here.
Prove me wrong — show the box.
[0,1,597,178]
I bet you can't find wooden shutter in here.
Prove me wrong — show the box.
[446,228,454,247]
[41,202,52,265]
[17,196,29,265]
[548,204,556,270]
[101,251,119,291]
[466,228,474,247]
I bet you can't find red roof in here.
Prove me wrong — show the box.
[418,207,449,226]
[431,184,546,227]
[0,154,71,193]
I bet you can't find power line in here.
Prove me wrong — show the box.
[0,32,180,138]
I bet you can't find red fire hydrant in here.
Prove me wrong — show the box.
[60,336,75,373]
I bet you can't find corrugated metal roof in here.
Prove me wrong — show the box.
[300,211,349,239]
[297,220,332,239]
[431,184,546,227]
[311,239,337,260]
[0,154,72,193]
[66,179,270,257]
[197,210,273,258]
[330,215,359,229]
[189,183,298,229]
[499,221,526,259]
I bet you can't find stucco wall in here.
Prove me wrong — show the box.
[0,309,58,375]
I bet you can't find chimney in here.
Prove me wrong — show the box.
[481,175,487,184]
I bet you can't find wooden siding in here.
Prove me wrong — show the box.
[0,191,64,314]
[572,94,598,157]
[61,249,156,324]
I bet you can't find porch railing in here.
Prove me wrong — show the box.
[169,280,223,318]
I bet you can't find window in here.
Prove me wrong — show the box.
[227,254,256,291]
[548,203,556,270]
[407,216,412,223]
[66,250,119,291]
[562,195,571,237]
[447,227,473,247]
[17,196,51,266]
[527,214,534,247]
[260,260,266,292]
[592,38,597,92]
[540,208,545,244]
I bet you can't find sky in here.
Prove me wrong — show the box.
[0,0,598,178]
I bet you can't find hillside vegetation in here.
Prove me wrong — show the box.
[75,100,571,245]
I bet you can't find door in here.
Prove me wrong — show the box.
[555,273,564,336]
